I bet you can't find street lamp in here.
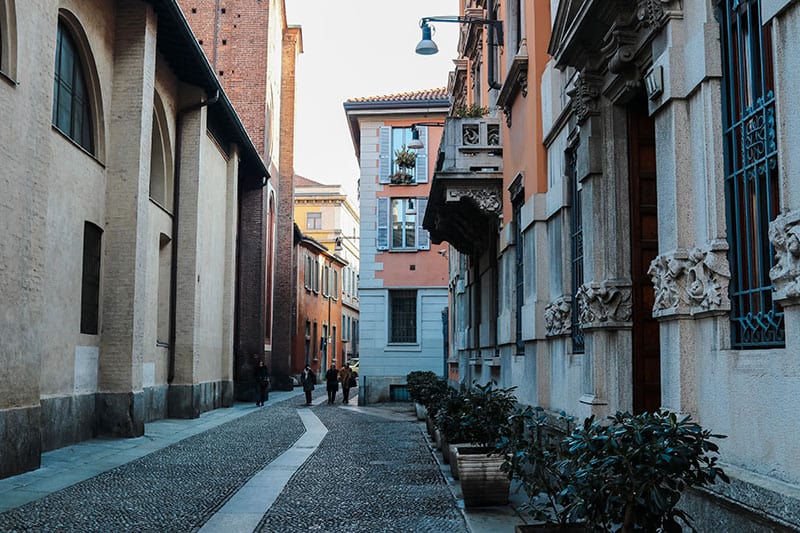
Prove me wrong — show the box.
[407,122,445,150]
[415,14,504,90]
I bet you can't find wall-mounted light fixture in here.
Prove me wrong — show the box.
[407,122,445,150]
[415,9,504,90]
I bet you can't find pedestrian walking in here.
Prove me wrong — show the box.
[300,365,316,405]
[325,364,339,404]
[338,363,354,404]
[255,360,270,406]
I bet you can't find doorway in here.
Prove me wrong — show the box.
[628,95,661,414]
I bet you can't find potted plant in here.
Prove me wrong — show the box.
[390,145,416,184]
[498,407,586,532]
[407,370,437,420]
[452,382,518,507]
[434,388,469,468]
[564,410,729,532]
[454,103,490,118]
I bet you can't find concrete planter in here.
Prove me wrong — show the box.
[434,428,443,450]
[425,415,435,436]
[414,402,427,420]
[456,446,510,508]
[515,525,587,533]
[447,442,469,479]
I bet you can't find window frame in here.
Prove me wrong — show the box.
[53,20,94,154]
[389,289,418,344]
[80,221,103,335]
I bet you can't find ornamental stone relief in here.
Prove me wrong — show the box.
[576,280,632,327]
[544,296,572,337]
[636,0,682,28]
[445,186,502,214]
[568,71,602,125]
[647,241,731,318]
[769,210,800,303]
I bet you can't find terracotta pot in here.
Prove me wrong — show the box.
[456,446,510,508]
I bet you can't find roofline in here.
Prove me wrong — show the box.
[342,98,451,111]
[149,0,269,182]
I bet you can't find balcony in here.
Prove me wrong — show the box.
[422,116,503,256]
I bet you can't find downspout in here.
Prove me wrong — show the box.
[168,89,220,384]
[487,0,503,90]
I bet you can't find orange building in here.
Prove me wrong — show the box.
[292,226,347,377]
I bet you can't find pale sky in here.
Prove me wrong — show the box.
[284,1,460,203]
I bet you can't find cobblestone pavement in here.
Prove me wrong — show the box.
[0,398,307,533]
[257,404,470,533]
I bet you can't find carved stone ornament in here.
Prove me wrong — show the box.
[544,296,572,337]
[636,0,682,28]
[568,71,602,125]
[647,241,731,318]
[445,186,502,214]
[576,280,632,328]
[769,210,800,304]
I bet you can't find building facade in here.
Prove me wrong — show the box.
[0,0,268,479]
[293,227,347,376]
[344,89,450,403]
[425,0,800,529]
[294,175,360,362]
[177,0,302,391]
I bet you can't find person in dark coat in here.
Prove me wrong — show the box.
[300,365,316,405]
[325,364,339,404]
[338,363,353,404]
[255,360,270,406]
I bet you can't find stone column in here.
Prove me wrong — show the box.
[97,1,157,437]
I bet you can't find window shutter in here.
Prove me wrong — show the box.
[416,197,430,250]
[377,197,390,250]
[379,126,392,184]
[415,126,428,183]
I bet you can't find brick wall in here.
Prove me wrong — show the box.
[177,0,270,158]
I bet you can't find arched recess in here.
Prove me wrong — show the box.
[265,191,276,342]
[149,90,174,209]
[0,0,18,80]
[54,9,105,161]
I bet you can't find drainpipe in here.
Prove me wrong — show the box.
[168,89,220,384]
[487,0,502,90]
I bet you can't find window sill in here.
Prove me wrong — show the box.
[52,125,105,167]
[388,248,419,253]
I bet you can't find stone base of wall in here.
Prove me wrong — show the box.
[41,394,96,452]
[168,381,233,419]
[0,405,41,479]
[143,385,169,423]
[361,376,406,404]
[96,391,145,438]
[680,469,800,532]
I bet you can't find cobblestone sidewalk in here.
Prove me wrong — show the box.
[257,404,470,533]
[0,398,308,533]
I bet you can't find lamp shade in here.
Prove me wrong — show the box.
[407,127,424,150]
[415,23,438,55]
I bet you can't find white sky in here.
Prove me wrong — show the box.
[284,1,460,204]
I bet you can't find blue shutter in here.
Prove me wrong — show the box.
[377,197,390,250]
[415,126,428,183]
[379,126,392,184]
[416,197,430,250]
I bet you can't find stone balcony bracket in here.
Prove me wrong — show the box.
[769,209,800,306]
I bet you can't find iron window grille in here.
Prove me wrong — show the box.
[568,147,585,353]
[719,0,784,348]
[390,289,417,343]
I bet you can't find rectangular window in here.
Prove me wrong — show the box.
[391,198,417,249]
[306,212,322,230]
[513,201,524,354]
[391,127,416,183]
[568,147,585,353]
[390,289,417,343]
[719,0,783,348]
[80,222,102,334]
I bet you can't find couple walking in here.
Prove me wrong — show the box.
[325,363,356,404]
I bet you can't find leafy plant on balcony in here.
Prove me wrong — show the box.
[391,145,417,184]
[454,103,489,118]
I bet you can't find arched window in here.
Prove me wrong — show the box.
[53,21,93,153]
[149,92,174,208]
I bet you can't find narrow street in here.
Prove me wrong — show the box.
[0,390,514,533]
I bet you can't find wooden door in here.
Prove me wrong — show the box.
[628,97,661,414]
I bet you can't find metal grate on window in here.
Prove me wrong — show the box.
[390,289,417,343]
[719,0,784,348]
[568,147,585,353]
